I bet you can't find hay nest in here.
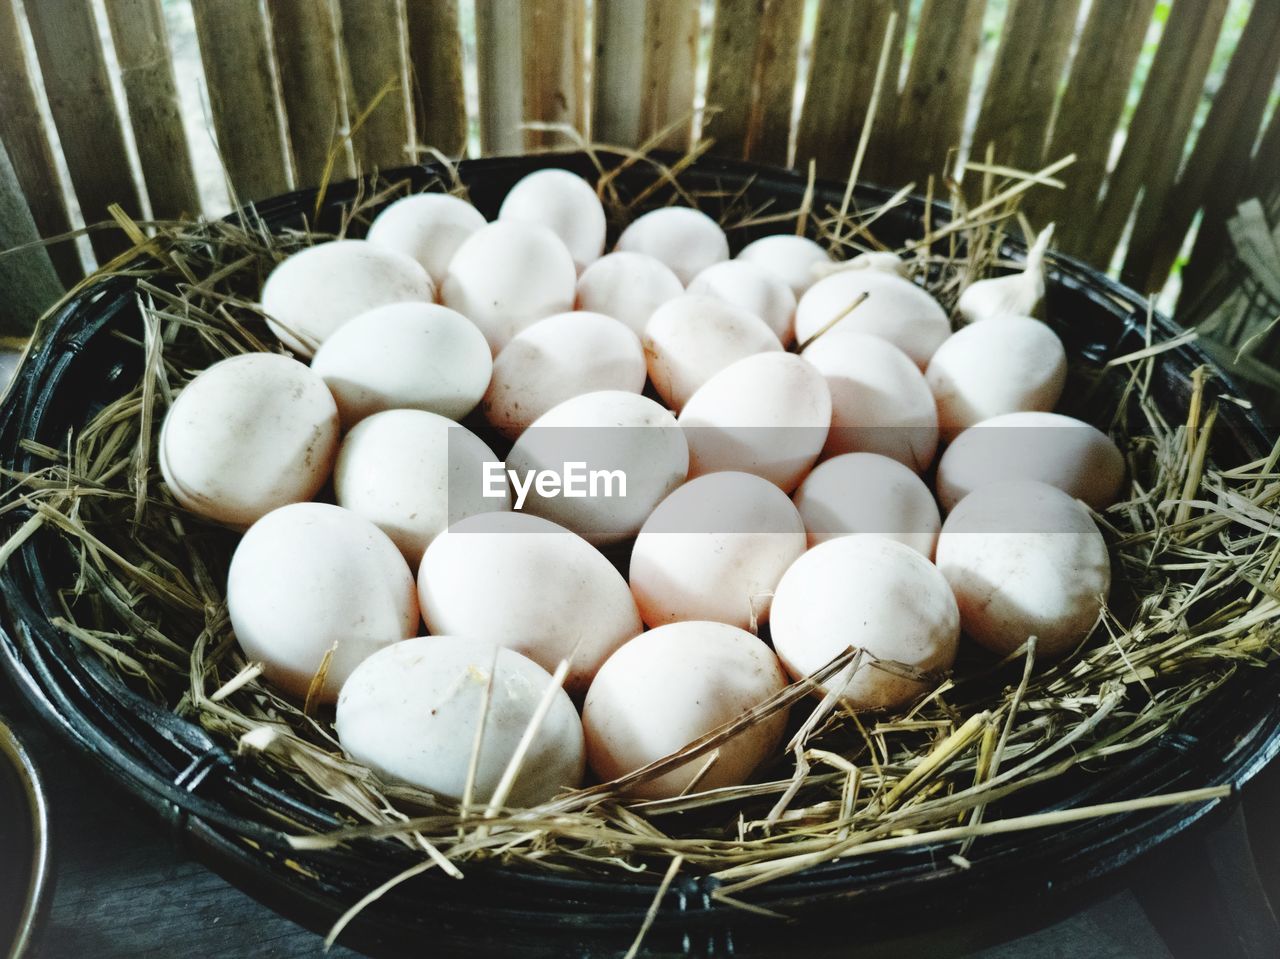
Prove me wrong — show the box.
[3,137,1278,945]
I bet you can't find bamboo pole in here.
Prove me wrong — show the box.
[103,0,201,220]
[23,0,143,261]
[1034,0,1155,253]
[474,0,523,154]
[890,0,987,187]
[704,0,805,165]
[190,0,292,203]
[337,0,411,171]
[404,0,467,156]
[520,0,587,149]
[969,0,1082,175]
[269,0,351,188]
[0,0,80,283]
[1086,0,1228,270]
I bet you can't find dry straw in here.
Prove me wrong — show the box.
[1,136,1278,945]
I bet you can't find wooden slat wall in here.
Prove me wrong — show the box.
[103,0,200,221]
[269,0,350,189]
[969,0,1082,176]
[593,0,700,151]
[1084,0,1229,271]
[794,0,907,180]
[190,0,291,204]
[337,0,411,172]
[1126,0,1280,293]
[0,0,79,283]
[704,0,805,167]
[4,0,1280,332]
[1033,0,1155,251]
[404,0,468,156]
[889,0,987,189]
[23,0,143,262]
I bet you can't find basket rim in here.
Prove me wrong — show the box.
[2,150,1279,955]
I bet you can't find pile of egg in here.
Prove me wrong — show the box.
[160,167,1122,809]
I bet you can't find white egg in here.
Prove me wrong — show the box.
[260,239,434,356]
[582,621,789,799]
[615,206,730,285]
[310,302,492,430]
[337,637,584,807]
[227,503,419,702]
[160,353,339,528]
[735,234,832,299]
[687,260,798,345]
[926,315,1067,440]
[575,252,684,336]
[801,329,939,472]
[935,411,1125,512]
[679,352,830,493]
[793,452,941,556]
[935,480,1111,658]
[794,270,950,367]
[334,409,509,567]
[630,471,806,630]
[505,390,689,545]
[441,221,577,354]
[498,168,606,273]
[483,312,646,439]
[418,511,644,696]
[366,192,487,286]
[643,294,783,411]
[770,535,960,710]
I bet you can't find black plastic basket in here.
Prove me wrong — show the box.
[2,152,1279,958]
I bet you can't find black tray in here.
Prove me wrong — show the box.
[1,152,1278,958]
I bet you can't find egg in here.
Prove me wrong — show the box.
[735,234,832,299]
[441,221,577,354]
[615,206,729,285]
[365,192,487,286]
[498,168,606,273]
[418,511,644,696]
[582,621,789,799]
[687,260,798,344]
[630,471,806,630]
[483,312,646,439]
[679,352,830,493]
[575,252,684,336]
[227,502,419,702]
[801,329,939,471]
[935,480,1111,658]
[333,409,509,567]
[643,294,783,411]
[159,353,339,528]
[336,637,584,807]
[770,536,960,710]
[260,239,434,357]
[935,411,1125,512]
[793,452,941,556]
[310,302,492,430]
[926,315,1067,440]
[505,390,689,545]
[794,270,950,367]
